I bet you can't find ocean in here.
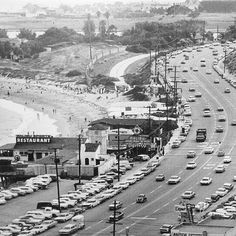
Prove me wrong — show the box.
[0,99,59,146]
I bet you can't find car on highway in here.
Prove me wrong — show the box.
[217,107,224,112]
[214,79,220,84]
[215,126,224,133]
[206,69,212,74]
[55,213,74,223]
[182,67,188,72]
[136,194,147,203]
[218,115,226,122]
[59,224,79,236]
[109,200,123,210]
[187,96,196,102]
[215,187,228,197]
[200,62,206,67]
[109,211,124,222]
[215,164,225,173]
[189,87,195,92]
[167,176,181,184]
[200,177,212,185]
[160,224,174,234]
[231,120,236,126]
[195,92,202,97]
[186,161,197,169]
[140,167,152,176]
[181,78,188,83]
[217,150,225,157]
[171,140,181,148]
[181,61,186,64]
[204,146,214,154]
[223,156,231,163]
[193,67,198,71]
[156,174,165,182]
[186,150,196,158]
[203,110,211,117]
[181,191,195,199]
[224,88,231,93]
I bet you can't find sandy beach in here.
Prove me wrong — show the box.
[0,76,130,141]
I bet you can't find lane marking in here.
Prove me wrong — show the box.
[154,208,160,213]
[172,197,178,201]
[150,190,155,194]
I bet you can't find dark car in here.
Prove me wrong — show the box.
[160,224,173,234]
[109,211,124,222]
[211,193,220,203]
[136,194,147,203]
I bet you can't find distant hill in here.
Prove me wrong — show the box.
[199,0,236,12]
[184,0,200,10]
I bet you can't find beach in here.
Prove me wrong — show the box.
[0,76,130,145]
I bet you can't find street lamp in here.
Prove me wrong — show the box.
[77,134,83,185]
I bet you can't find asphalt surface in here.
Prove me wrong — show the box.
[1,43,236,236]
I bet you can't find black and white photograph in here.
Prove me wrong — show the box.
[0,0,236,235]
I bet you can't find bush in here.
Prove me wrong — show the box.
[126,45,149,53]
[66,70,82,77]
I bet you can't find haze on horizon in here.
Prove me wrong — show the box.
[1,0,186,12]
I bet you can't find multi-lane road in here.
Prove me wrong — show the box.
[1,43,236,236]
[77,44,236,236]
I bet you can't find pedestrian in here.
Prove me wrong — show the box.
[42,107,44,112]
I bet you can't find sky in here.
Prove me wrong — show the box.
[0,0,186,12]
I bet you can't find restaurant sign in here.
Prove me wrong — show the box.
[126,135,151,147]
[16,135,52,143]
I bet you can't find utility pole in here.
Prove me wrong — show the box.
[203,21,206,42]
[149,50,152,75]
[117,126,120,182]
[53,148,61,212]
[78,134,82,185]
[88,13,93,61]
[148,106,151,133]
[113,200,117,236]
[154,48,157,76]
[216,25,219,41]
[173,66,178,109]
[164,54,167,91]
[224,49,227,74]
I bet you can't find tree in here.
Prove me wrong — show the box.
[107,24,117,39]
[0,29,8,38]
[96,10,101,30]
[82,17,96,41]
[99,20,106,40]
[17,28,36,40]
[104,11,110,37]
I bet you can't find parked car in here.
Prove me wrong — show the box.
[160,224,173,234]
[41,220,57,229]
[223,183,234,191]
[59,224,79,235]
[216,187,228,197]
[30,225,48,235]
[55,213,74,223]
[195,202,210,212]
[211,194,220,203]
[133,154,150,161]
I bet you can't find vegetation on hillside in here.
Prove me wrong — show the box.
[225,51,236,74]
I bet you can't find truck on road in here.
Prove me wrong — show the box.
[196,128,207,142]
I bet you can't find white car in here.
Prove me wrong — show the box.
[2,190,18,198]
[206,69,212,74]
[10,187,26,196]
[27,210,52,220]
[18,186,34,194]
[125,177,137,185]
[186,161,197,169]
[60,198,77,207]
[171,140,181,148]
[59,224,79,235]
[81,198,100,208]
[0,191,13,200]
[182,67,188,72]
[214,79,220,84]
[200,177,212,185]
[51,199,70,209]
[102,189,116,199]
[117,182,130,190]
[195,202,210,212]
[55,213,74,223]
[181,190,195,199]
[30,225,48,235]
[216,187,228,197]
[215,164,225,173]
[193,67,198,71]
[167,176,181,184]
[204,146,214,154]
[203,110,211,117]
[187,96,196,102]
[195,92,202,97]
[223,156,231,164]
[18,230,34,236]
[0,196,6,205]
[133,172,145,180]
[218,115,226,122]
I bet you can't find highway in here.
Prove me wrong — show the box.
[1,43,236,236]
[75,44,236,236]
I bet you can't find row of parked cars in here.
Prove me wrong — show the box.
[0,174,54,206]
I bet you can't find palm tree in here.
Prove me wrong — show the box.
[96,11,101,34]
[104,11,110,37]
